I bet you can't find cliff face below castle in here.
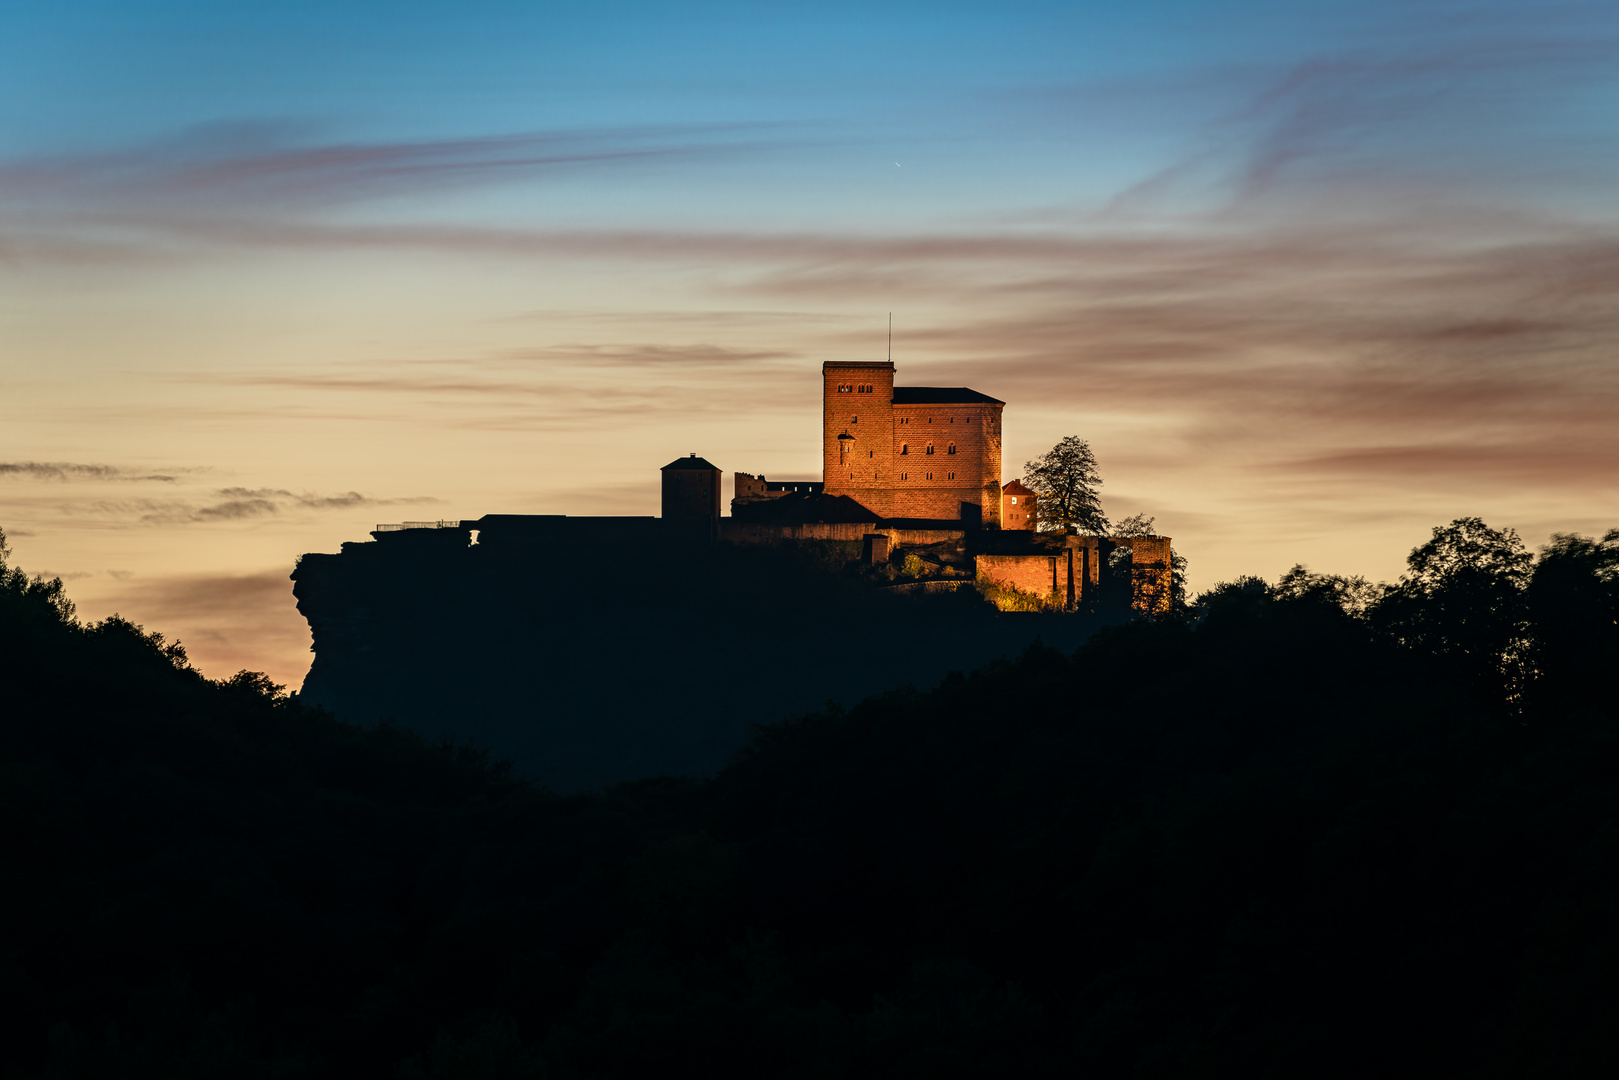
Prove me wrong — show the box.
[292,520,1118,791]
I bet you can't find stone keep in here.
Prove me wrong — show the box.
[821,361,1005,526]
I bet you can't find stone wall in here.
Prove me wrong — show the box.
[976,554,1060,597]
[721,520,966,546]
[890,402,1003,526]
[1118,535,1173,614]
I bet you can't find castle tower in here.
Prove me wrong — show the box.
[822,361,896,516]
[660,454,721,521]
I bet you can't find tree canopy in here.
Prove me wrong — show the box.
[1021,435,1107,534]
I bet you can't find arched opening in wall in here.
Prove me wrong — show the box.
[926,444,935,455]
[947,443,956,455]
[468,529,480,546]
[900,444,909,455]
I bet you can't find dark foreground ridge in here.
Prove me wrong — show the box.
[292,516,1148,791]
[5,520,1619,1077]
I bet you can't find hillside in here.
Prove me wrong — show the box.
[291,522,1126,791]
[4,521,1619,1077]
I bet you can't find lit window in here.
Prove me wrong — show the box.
[1010,496,1018,505]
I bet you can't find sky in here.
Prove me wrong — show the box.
[3,0,1618,689]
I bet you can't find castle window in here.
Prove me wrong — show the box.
[837,383,852,393]
[900,444,908,455]
[851,416,858,423]
[868,450,874,458]
[1010,496,1018,505]
[926,444,934,455]
[947,472,955,480]
[900,472,908,480]
[926,472,933,480]
[947,443,956,455]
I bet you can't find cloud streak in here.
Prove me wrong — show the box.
[0,461,185,482]
[0,121,786,213]
[51,489,440,526]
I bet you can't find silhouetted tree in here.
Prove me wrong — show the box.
[1526,529,1619,716]
[0,526,76,625]
[1022,436,1106,534]
[1169,547,1189,613]
[1274,564,1383,618]
[1111,512,1156,537]
[1372,517,1533,702]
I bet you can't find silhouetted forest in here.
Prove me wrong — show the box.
[5,518,1619,1077]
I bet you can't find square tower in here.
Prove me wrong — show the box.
[661,454,722,521]
[822,361,896,515]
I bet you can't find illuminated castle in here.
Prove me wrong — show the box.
[729,361,1014,528]
[820,361,1006,526]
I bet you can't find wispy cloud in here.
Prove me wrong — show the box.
[0,461,186,482]
[0,120,785,213]
[55,489,439,526]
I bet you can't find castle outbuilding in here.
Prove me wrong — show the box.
[1001,479,1039,531]
[660,454,721,521]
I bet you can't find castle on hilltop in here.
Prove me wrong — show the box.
[297,360,1175,789]
[657,360,1173,615]
[363,359,1172,615]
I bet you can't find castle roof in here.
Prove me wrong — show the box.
[892,386,1005,406]
[661,455,722,472]
[731,490,878,525]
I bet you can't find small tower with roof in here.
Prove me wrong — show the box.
[661,454,722,522]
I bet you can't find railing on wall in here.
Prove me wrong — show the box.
[374,520,462,532]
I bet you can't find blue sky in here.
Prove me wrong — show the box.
[3,0,1618,685]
